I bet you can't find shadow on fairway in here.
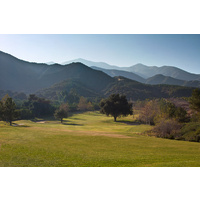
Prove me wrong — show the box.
[116,120,141,125]
[62,122,83,126]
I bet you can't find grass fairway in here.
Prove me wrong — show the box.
[0,111,200,167]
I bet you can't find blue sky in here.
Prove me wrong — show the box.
[0,34,200,73]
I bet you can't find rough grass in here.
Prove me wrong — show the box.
[0,111,200,167]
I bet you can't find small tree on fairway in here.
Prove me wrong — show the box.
[1,96,19,125]
[100,94,133,122]
[54,103,69,123]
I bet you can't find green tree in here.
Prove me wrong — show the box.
[159,99,188,122]
[190,89,200,113]
[1,96,19,125]
[54,103,69,123]
[87,101,94,111]
[78,96,88,111]
[100,94,133,122]
[23,94,54,118]
[0,101,3,120]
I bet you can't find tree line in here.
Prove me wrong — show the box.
[0,94,98,125]
[1,89,200,143]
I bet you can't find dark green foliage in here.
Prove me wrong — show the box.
[19,109,33,119]
[179,122,200,142]
[68,103,78,112]
[58,89,80,104]
[0,101,3,120]
[36,80,100,102]
[104,77,194,101]
[0,90,27,101]
[23,94,55,118]
[159,99,188,122]
[190,89,200,113]
[54,104,69,123]
[100,94,133,121]
[175,107,188,123]
[0,96,20,125]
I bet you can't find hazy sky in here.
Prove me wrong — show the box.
[0,34,200,73]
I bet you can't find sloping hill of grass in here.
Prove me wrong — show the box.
[0,111,200,167]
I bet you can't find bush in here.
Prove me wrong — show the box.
[179,122,200,142]
[19,109,33,119]
[153,119,182,139]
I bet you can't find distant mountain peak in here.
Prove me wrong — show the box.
[46,61,56,65]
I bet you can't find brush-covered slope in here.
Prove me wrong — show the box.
[91,66,145,83]
[103,76,194,100]
[36,79,100,100]
[146,74,185,85]
[146,74,200,88]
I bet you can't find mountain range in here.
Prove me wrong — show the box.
[0,50,198,101]
[61,58,200,81]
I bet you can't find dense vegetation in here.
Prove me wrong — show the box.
[1,87,200,144]
[133,89,200,142]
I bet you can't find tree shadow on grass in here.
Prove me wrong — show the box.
[116,120,141,125]
[71,117,86,121]
[62,122,83,126]
[61,119,83,126]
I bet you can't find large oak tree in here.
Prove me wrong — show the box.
[100,94,133,122]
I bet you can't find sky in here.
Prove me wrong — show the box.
[0,34,200,74]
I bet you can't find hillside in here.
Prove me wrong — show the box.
[0,51,196,101]
[91,66,145,83]
[103,77,194,100]
[90,65,200,88]
[146,74,185,85]
[0,51,113,93]
[36,79,100,100]
[124,64,200,81]
[36,75,194,101]
[146,74,200,88]
[62,58,200,81]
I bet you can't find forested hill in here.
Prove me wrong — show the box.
[36,76,195,101]
[0,51,113,93]
[0,51,196,101]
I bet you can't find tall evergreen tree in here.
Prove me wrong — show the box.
[1,96,19,125]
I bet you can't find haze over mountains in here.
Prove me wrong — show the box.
[61,58,200,81]
[0,50,199,100]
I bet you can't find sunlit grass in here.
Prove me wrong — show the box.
[0,111,200,167]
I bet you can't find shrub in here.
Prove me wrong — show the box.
[179,122,200,142]
[20,109,33,119]
[153,118,182,139]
